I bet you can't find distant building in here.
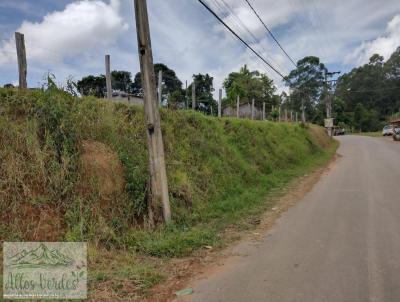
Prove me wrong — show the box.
[110,91,143,106]
[223,102,263,119]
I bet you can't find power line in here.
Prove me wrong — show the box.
[343,86,400,93]
[197,0,285,79]
[243,0,297,68]
[216,0,289,75]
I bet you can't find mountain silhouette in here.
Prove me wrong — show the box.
[9,243,73,268]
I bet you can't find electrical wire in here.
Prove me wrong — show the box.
[243,0,297,67]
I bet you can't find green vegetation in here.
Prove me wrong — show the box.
[0,87,336,297]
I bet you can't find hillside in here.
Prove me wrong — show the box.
[0,87,336,297]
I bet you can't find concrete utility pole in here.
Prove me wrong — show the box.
[218,88,222,117]
[15,32,27,89]
[285,108,288,122]
[157,69,162,107]
[324,70,340,136]
[262,102,265,120]
[236,95,240,118]
[105,54,112,99]
[290,110,293,122]
[192,81,196,110]
[251,98,255,120]
[134,0,171,225]
[296,112,298,122]
[301,99,306,123]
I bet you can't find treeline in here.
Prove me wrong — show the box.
[76,63,283,116]
[334,48,400,131]
[74,47,400,131]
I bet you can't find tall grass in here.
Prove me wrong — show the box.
[0,88,335,257]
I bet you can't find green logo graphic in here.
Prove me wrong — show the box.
[3,242,87,300]
[9,243,73,269]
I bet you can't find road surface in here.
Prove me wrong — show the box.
[182,136,400,302]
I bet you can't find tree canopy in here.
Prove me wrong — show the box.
[223,65,277,109]
[334,47,400,131]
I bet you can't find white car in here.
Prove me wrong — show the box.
[382,125,394,136]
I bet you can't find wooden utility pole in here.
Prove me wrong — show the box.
[236,95,240,118]
[134,0,171,225]
[285,108,288,122]
[15,32,27,89]
[192,81,196,110]
[262,102,265,120]
[251,98,255,120]
[157,69,162,107]
[105,54,112,99]
[218,88,222,117]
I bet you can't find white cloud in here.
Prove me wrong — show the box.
[0,0,128,66]
[345,14,400,65]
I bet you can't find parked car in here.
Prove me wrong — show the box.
[333,127,345,136]
[393,127,400,141]
[382,125,394,136]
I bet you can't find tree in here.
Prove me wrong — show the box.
[111,70,132,92]
[132,63,182,98]
[285,56,327,121]
[223,65,276,109]
[188,73,215,113]
[335,49,400,131]
[77,75,106,98]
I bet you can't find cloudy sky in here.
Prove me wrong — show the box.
[1,0,400,93]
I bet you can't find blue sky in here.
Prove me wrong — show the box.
[1,0,400,93]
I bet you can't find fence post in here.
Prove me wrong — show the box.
[192,81,196,110]
[278,106,281,122]
[185,80,188,109]
[157,69,162,107]
[236,95,240,118]
[218,88,222,117]
[134,0,171,225]
[105,54,112,99]
[263,102,265,120]
[251,98,255,120]
[15,32,27,89]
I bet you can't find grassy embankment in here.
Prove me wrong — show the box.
[0,88,337,298]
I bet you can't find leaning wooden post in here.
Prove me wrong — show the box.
[236,95,240,118]
[192,81,196,110]
[134,0,171,225]
[157,69,163,107]
[218,88,222,117]
[262,102,265,120]
[251,98,255,120]
[15,32,27,89]
[105,54,112,99]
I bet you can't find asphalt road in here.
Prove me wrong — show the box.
[184,136,400,302]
